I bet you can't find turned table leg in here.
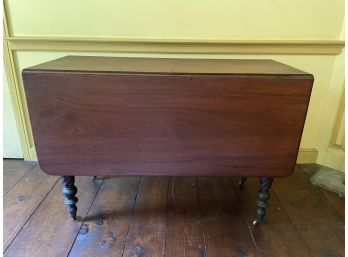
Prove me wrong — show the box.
[61,176,78,220]
[238,177,248,188]
[253,176,273,226]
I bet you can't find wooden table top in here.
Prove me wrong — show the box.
[24,56,312,77]
[23,56,313,177]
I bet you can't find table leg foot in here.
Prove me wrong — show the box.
[61,176,78,220]
[253,177,273,225]
[238,177,248,188]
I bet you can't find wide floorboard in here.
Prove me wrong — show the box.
[3,159,344,257]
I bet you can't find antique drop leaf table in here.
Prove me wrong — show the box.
[22,56,313,225]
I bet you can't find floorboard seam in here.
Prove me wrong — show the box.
[271,181,315,257]
[298,165,345,221]
[66,177,104,257]
[231,178,261,257]
[3,176,59,253]
[3,163,38,199]
[121,176,142,257]
[163,177,171,257]
[195,177,208,257]
[319,190,345,220]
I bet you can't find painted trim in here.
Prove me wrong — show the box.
[323,147,345,171]
[330,86,345,149]
[297,148,318,164]
[3,41,33,160]
[3,7,34,160]
[5,36,344,55]
[29,146,37,161]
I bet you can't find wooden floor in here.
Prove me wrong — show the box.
[3,159,344,257]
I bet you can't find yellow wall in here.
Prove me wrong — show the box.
[5,0,344,39]
[4,0,345,170]
[3,67,23,158]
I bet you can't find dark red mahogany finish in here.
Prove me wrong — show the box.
[22,56,313,177]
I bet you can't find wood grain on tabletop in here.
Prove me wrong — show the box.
[24,56,311,75]
[23,71,312,177]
